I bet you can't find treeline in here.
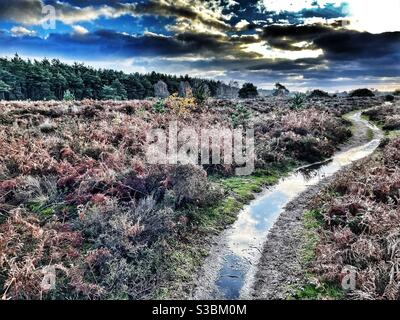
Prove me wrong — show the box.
[0,55,221,101]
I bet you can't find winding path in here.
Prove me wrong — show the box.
[192,111,383,300]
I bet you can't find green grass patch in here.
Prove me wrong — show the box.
[299,210,323,265]
[289,281,344,300]
[367,128,374,141]
[27,200,56,218]
[360,113,371,122]
[343,111,360,134]
[386,130,400,138]
[288,209,345,300]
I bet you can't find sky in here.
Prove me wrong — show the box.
[0,0,399,91]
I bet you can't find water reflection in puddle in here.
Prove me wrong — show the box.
[211,112,382,299]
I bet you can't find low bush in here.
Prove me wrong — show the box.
[173,165,207,205]
[152,99,166,114]
[385,94,395,102]
[231,104,252,128]
[350,88,375,97]
[63,90,75,102]
[290,93,306,110]
[308,90,330,99]
[75,197,173,299]
[363,105,400,132]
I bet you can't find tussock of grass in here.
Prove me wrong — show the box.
[387,130,400,138]
[290,282,344,300]
[300,210,323,265]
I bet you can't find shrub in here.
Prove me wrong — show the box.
[308,89,330,99]
[171,165,209,206]
[310,138,400,299]
[349,88,375,97]
[193,82,211,104]
[39,119,57,133]
[165,94,196,115]
[290,93,306,110]
[231,104,252,128]
[63,90,75,101]
[383,116,400,131]
[0,209,89,300]
[152,99,166,113]
[385,94,395,102]
[273,83,289,96]
[363,105,400,132]
[75,197,173,299]
[238,83,258,99]
[285,136,327,162]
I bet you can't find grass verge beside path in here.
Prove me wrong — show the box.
[288,209,344,300]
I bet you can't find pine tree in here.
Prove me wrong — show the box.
[0,55,224,101]
[100,85,117,100]
[63,89,75,101]
[111,79,127,100]
[0,80,10,100]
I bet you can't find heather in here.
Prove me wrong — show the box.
[363,104,400,134]
[302,138,400,299]
[0,97,374,299]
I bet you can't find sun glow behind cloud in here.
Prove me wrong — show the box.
[243,41,324,60]
[260,0,344,12]
[261,0,400,34]
[346,0,400,33]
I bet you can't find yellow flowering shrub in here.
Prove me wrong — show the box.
[165,93,197,115]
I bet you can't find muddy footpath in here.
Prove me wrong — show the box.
[191,110,383,300]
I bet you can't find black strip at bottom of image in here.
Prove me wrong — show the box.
[1,300,397,318]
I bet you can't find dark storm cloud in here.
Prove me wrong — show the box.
[0,28,259,59]
[132,0,232,31]
[260,24,331,40]
[61,0,122,6]
[314,31,400,61]
[0,0,44,24]
[259,24,400,62]
[258,24,330,51]
[0,0,137,25]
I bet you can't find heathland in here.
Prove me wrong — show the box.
[2,92,392,299]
